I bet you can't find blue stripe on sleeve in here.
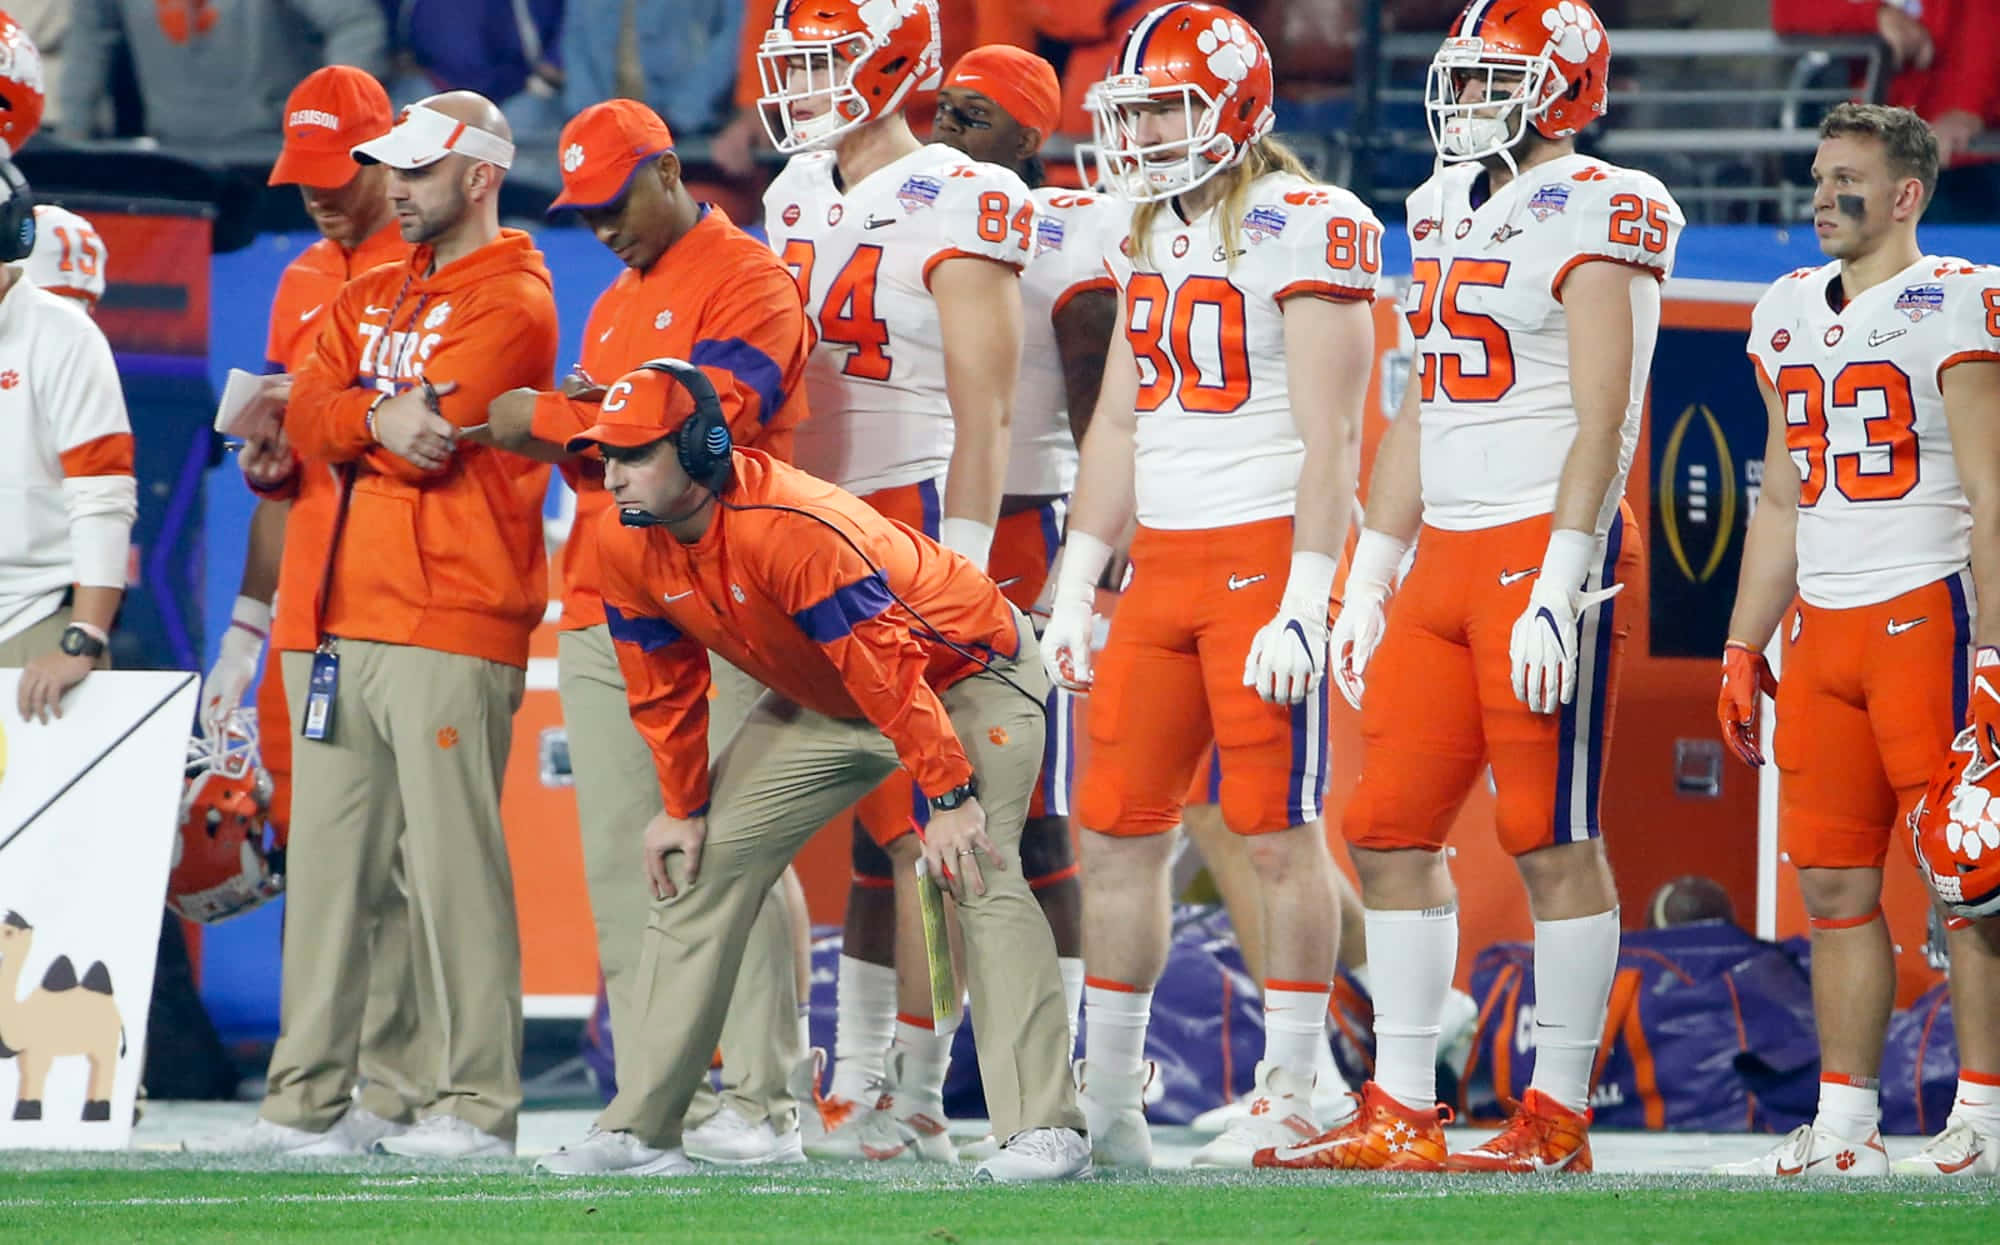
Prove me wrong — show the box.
[690,337,787,427]
[605,602,684,653]
[793,572,895,643]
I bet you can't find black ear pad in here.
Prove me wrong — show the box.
[0,157,34,264]
[638,356,733,492]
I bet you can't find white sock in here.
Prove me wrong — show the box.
[1526,908,1620,1115]
[892,1013,958,1100]
[1956,1073,2000,1132]
[1263,981,1330,1086]
[1816,1074,1880,1141]
[1083,979,1153,1091]
[830,954,896,1103]
[1314,1021,1352,1101]
[1058,956,1085,1056]
[1364,905,1458,1111]
[1349,961,1372,994]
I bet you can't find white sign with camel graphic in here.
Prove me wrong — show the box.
[0,670,196,1150]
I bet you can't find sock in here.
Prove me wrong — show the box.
[830,954,897,1103]
[1953,1070,2000,1132]
[1058,956,1086,1056]
[1364,905,1458,1111]
[1314,1020,1352,1103]
[1526,908,1621,1115]
[1083,977,1154,1092]
[1816,1072,1880,1141]
[1349,961,1372,995]
[892,1012,959,1100]
[1263,980,1331,1087]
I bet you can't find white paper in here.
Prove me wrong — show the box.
[213,368,288,442]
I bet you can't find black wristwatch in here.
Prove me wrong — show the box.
[928,778,978,813]
[59,625,106,659]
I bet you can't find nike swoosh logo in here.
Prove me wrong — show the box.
[1774,1159,1804,1176]
[1498,567,1538,586]
[1867,328,1907,347]
[1227,573,1267,591]
[1886,616,1927,635]
[994,576,1021,588]
[1978,675,2000,704]
[864,216,897,229]
[600,325,616,342]
[1935,1152,1981,1174]
[663,590,694,603]
[299,305,322,322]
[364,304,391,315]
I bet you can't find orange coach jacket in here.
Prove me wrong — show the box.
[253,221,412,655]
[530,205,812,632]
[596,448,1020,819]
[287,229,558,668]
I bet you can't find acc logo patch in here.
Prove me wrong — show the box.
[1657,402,1739,587]
[1412,217,1439,240]
[782,203,801,226]
[1770,328,1791,352]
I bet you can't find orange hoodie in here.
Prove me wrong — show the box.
[288,229,558,668]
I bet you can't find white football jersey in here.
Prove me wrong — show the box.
[1406,154,1683,535]
[1010,187,1122,497]
[1105,171,1382,530]
[1747,256,2000,609]
[20,205,107,309]
[764,143,1034,496]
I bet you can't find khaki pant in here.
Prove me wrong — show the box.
[263,639,526,1140]
[557,626,800,1128]
[0,607,110,668]
[599,620,1083,1147]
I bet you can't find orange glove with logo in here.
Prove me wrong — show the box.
[1718,640,1778,767]
[1971,645,2000,765]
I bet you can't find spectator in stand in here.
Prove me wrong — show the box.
[382,1,565,147]
[1774,0,2000,220]
[561,1,741,145]
[59,0,387,147]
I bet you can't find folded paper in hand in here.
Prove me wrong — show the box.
[213,369,289,441]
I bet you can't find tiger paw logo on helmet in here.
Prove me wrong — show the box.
[1945,781,2000,863]
[1539,1,1603,64]
[1197,18,1258,85]
[1911,729,2000,918]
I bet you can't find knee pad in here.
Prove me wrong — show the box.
[1021,816,1079,889]
[850,821,896,886]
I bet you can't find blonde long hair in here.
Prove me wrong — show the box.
[1128,136,1316,269]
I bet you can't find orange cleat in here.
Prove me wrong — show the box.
[1253,1081,1449,1171]
[1446,1089,1594,1173]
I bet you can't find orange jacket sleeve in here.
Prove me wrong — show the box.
[600,528,715,819]
[287,286,379,466]
[689,264,811,442]
[767,538,974,799]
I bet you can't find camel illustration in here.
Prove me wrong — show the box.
[0,910,123,1122]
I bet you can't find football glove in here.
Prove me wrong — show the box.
[1717,640,1778,768]
[201,595,271,735]
[1507,529,1622,715]
[1971,645,2000,766]
[1041,531,1111,693]
[1244,551,1337,704]
[1327,529,1408,711]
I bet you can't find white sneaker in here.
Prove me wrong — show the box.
[974,1127,1092,1183]
[846,1052,954,1162]
[1075,1058,1153,1169]
[1190,1078,1357,1138]
[957,1133,1002,1162]
[1190,1061,1319,1169]
[796,1049,884,1160]
[183,1115,364,1157]
[333,1106,409,1153]
[683,1101,806,1165]
[373,1113,513,1159]
[1892,1116,2000,1176]
[1710,1122,1888,1177]
[534,1128,696,1177]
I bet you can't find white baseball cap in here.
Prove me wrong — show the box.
[352,102,514,171]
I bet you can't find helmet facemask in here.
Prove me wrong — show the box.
[1088,75,1240,204]
[757,30,874,153]
[1425,37,1564,167]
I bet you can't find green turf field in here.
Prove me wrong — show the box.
[2,1161,1991,1242]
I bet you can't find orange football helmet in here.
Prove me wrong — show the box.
[1908,729,2000,920]
[756,0,942,153]
[169,708,283,925]
[1426,0,1610,164]
[0,11,43,154]
[1085,2,1275,202]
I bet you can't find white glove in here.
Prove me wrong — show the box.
[1243,552,1338,704]
[1508,528,1623,715]
[202,595,271,733]
[1328,529,1408,711]
[939,516,995,567]
[1040,531,1111,692]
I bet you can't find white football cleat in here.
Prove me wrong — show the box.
[183,1114,365,1157]
[683,1101,806,1166]
[1190,1061,1319,1169]
[795,1048,884,1160]
[1075,1058,1154,1169]
[1710,1122,1887,1177]
[534,1128,696,1176]
[844,1051,953,1162]
[1892,1117,2000,1176]
[334,1106,410,1153]
[373,1113,513,1159]
[974,1127,1092,1183]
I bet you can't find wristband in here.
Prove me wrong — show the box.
[939,516,995,566]
[229,593,273,639]
[1537,528,1597,594]
[364,392,389,444]
[1053,531,1113,607]
[1345,528,1409,597]
[1279,551,1340,615]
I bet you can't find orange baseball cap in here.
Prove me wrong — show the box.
[944,45,1061,136]
[548,100,676,214]
[567,364,698,453]
[268,66,394,188]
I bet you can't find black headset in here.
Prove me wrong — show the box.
[0,157,35,264]
[635,356,735,493]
